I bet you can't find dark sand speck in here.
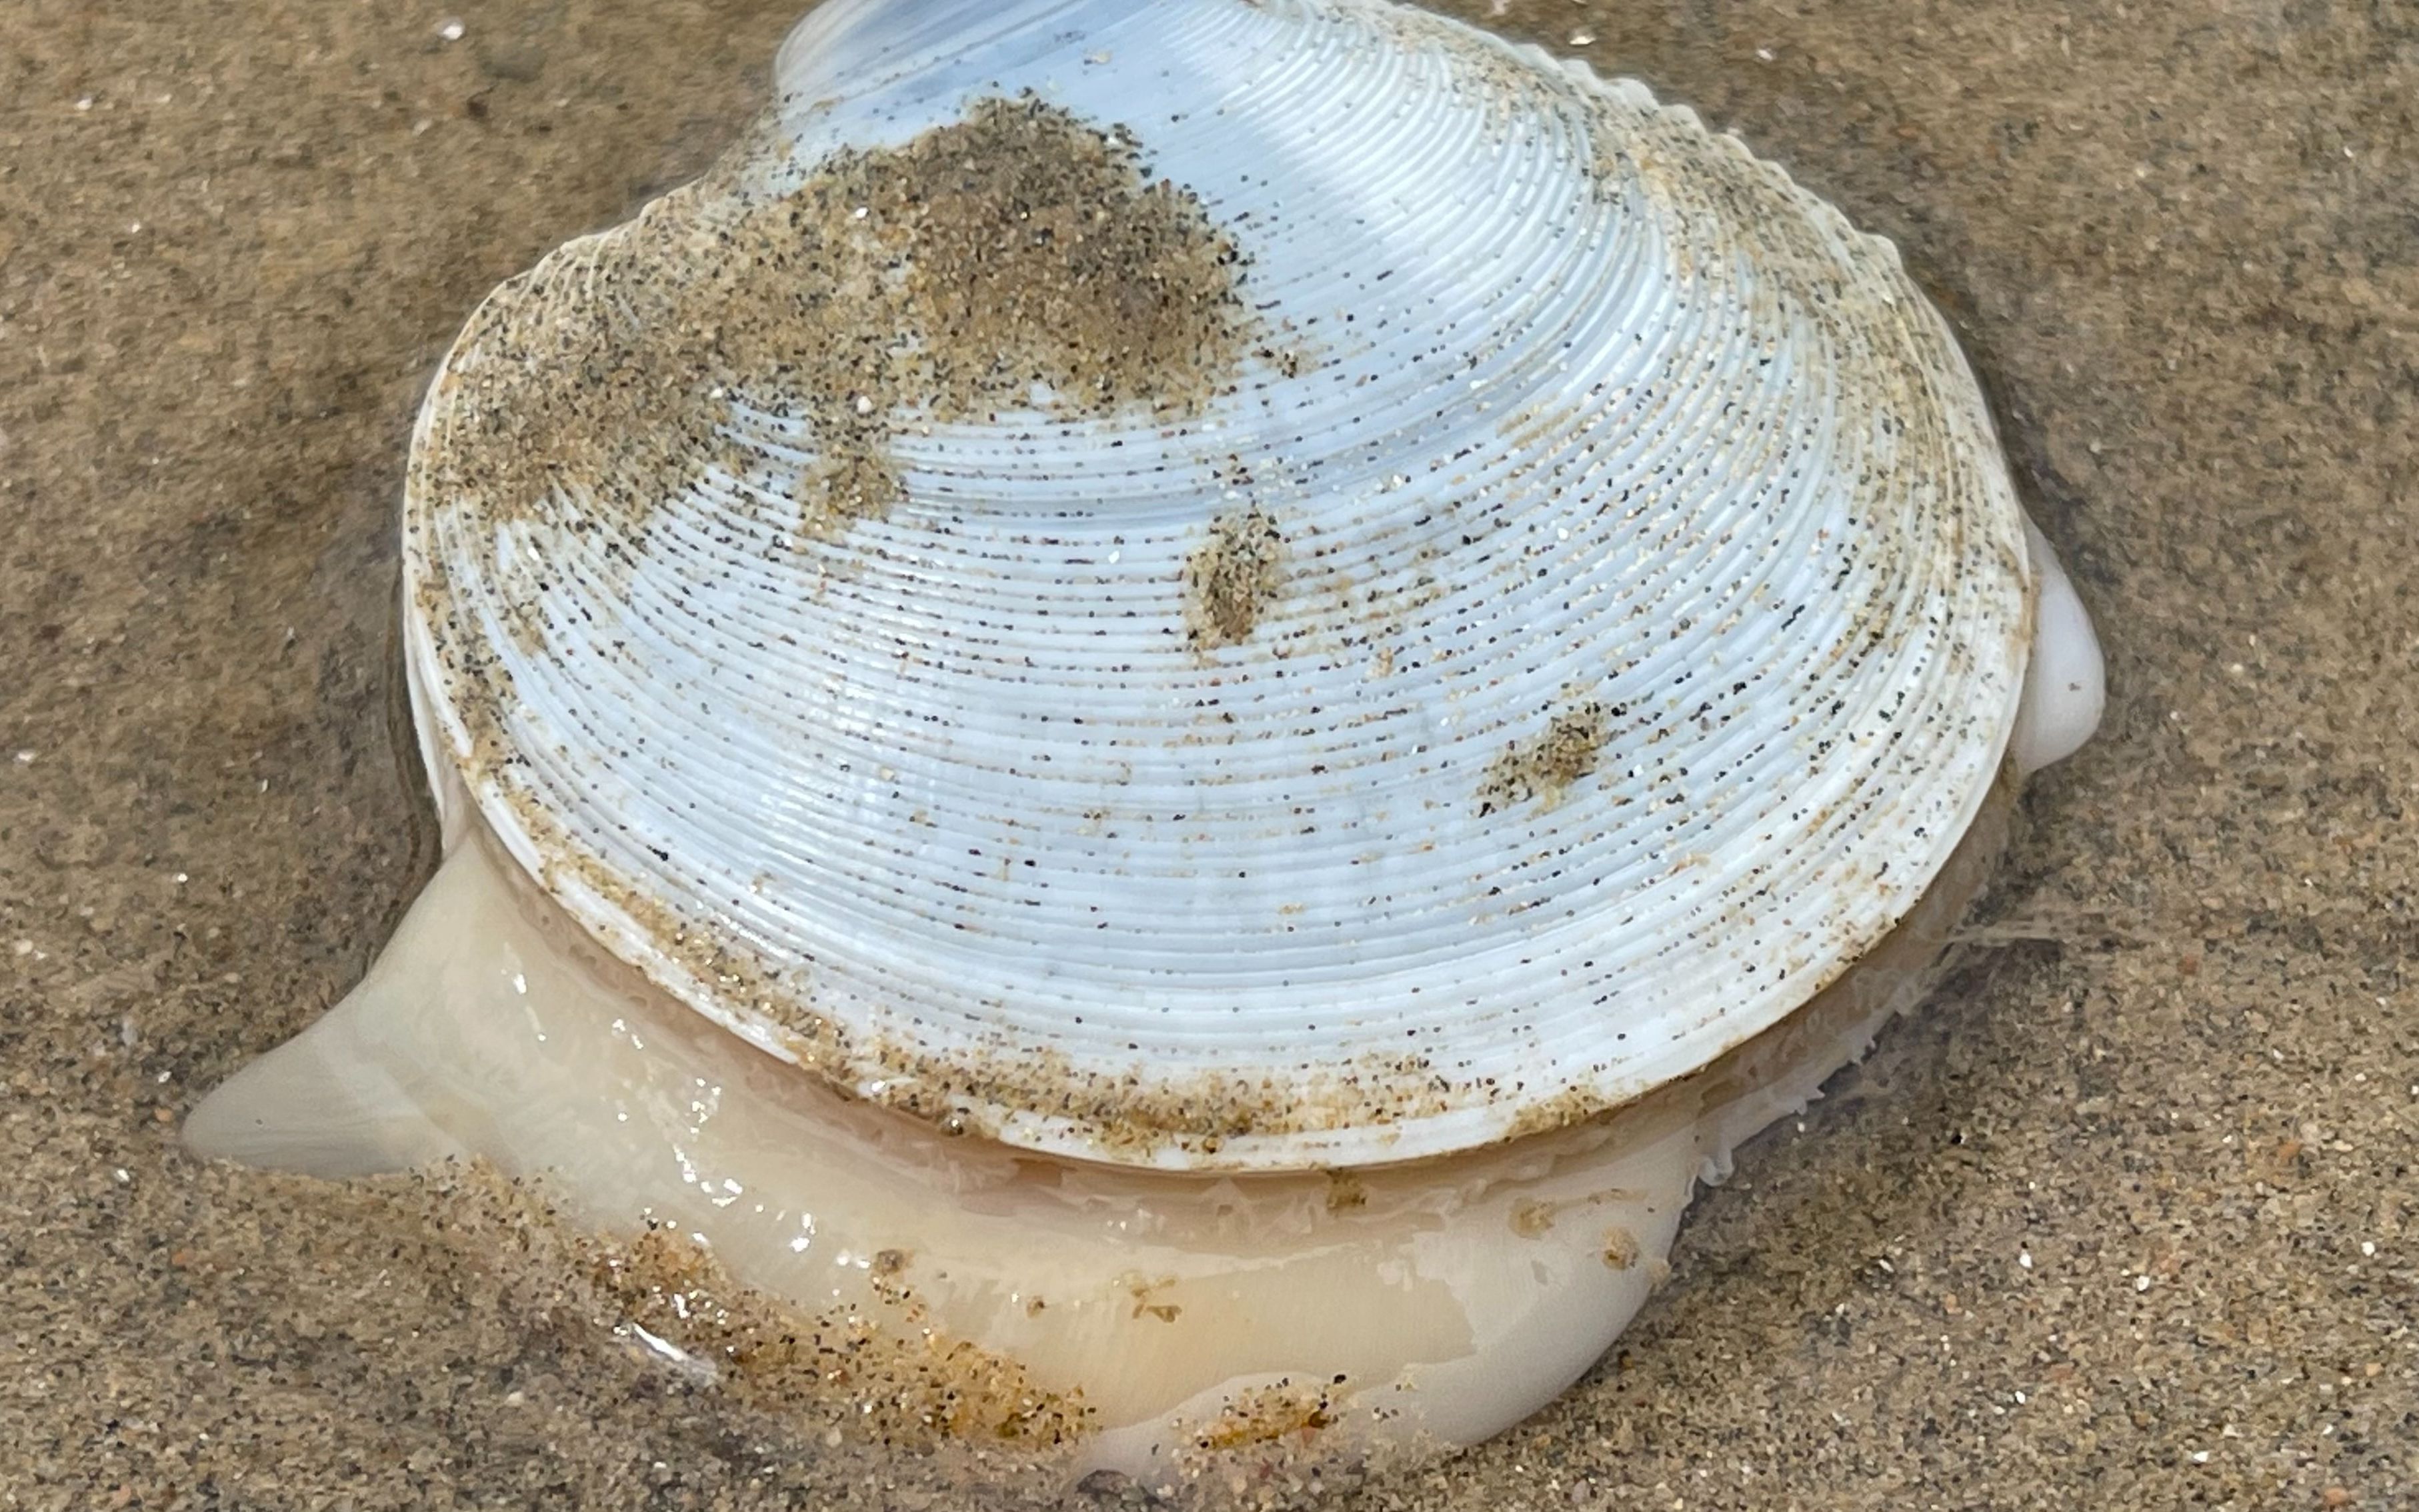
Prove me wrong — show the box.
[4,1,2417,1509]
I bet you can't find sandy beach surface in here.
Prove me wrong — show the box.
[3,0,2414,1507]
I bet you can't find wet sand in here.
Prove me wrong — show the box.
[3,1,2413,1507]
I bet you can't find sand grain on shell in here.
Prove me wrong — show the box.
[1183,503,1286,647]
[1477,701,1612,815]
[430,95,1250,550]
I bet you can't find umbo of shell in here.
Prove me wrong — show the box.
[189,0,2106,1489]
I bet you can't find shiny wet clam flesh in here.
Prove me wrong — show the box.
[189,0,2106,1484]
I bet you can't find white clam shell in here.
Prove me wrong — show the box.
[403,0,2033,1171]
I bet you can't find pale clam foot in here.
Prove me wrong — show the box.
[185,806,1988,1477]
[180,797,2042,1463]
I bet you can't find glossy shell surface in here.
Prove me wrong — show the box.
[402,0,2033,1171]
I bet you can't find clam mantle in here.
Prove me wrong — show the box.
[190,0,2105,1479]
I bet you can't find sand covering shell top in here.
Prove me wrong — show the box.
[405,0,2037,1172]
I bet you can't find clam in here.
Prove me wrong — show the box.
[188,0,2105,1483]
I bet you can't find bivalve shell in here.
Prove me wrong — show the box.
[402,0,2034,1171]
